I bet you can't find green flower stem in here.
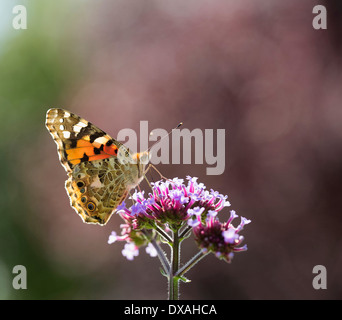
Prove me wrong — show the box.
[175,250,209,279]
[155,225,173,244]
[179,225,192,239]
[169,228,180,300]
[149,238,170,275]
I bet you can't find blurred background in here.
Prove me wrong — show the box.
[0,0,341,299]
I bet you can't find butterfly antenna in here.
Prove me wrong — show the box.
[147,122,183,153]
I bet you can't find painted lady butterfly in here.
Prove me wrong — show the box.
[46,108,149,225]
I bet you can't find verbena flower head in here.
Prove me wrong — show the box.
[108,176,251,263]
[193,210,251,263]
[114,176,230,228]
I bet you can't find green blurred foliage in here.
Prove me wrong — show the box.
[0,0,87,299]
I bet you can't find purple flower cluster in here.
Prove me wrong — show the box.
[108,176,251,262]
[193,210,250,262]
[116,176,231,227]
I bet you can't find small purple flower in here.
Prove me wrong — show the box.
[187,206,205,217]
[116,201,127,212]
[222,228,238,244]
[223,200,231,207]
[122,243,139,261]
[108,231,118,244]
[207,210,218,218]
[145,243,158,258]
[171,177,184,185]
[169,189,189,205]
[187,217,201,227]
[210,189,220,198]
[130,203,145,216]
[227,210,239,224]
[130,190,145,202]
[236,216,252,232]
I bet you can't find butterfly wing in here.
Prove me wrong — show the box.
[46,108,137,225]
[46,108,128,172]
[65,159,130,225]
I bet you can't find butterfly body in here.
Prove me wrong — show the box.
[46,108,149,225]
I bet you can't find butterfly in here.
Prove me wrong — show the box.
[46,108,150,225]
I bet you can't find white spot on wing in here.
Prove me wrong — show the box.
[73,125,82,133]
[73,122,88,133]
[94,136,108,144]
[63,131,71,139]
[77,121,88,128]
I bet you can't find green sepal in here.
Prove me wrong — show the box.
[179,275,191,283]
[160,267,168,278]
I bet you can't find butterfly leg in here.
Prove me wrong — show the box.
[144,164,176,187]
[128,190,136,206]
[144,164,169,181]
[143,174,152,189]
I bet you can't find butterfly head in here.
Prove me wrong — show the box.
[133,151,150,178]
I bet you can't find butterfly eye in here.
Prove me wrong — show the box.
[87,202,96,212]
[80,188,85,193]
[81,196,87,203]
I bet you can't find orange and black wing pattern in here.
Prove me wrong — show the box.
[46,108,124,172]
